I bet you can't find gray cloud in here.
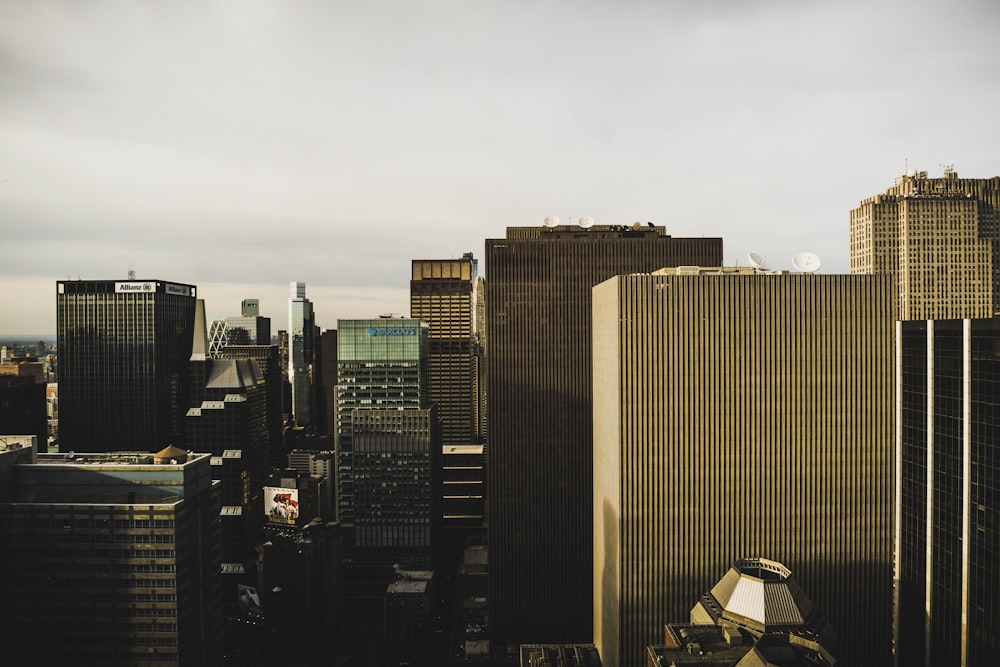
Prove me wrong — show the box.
[2,0,999,333]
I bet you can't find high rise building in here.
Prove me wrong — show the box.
[208,297,271,354]
[485,222,723,647]
[849,167,1000,320]
[336,318,430,527]
[410,254,477,446]
[895,318,1000,666]
[353,407,440,562]
[0,446,222,664]
[187,300,269,562]
[56,278,197,453]
[851,170,1000,665]
[472,274,487,441]
[288,282,315,426]
[592,270,895,667]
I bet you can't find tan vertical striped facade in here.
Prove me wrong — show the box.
[486,225,723,646]
[593,273,895,667]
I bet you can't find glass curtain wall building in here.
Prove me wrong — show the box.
[336,319,430,527]
[288,282,315,427]
[896,319,1000,666]
[56,279,197,453]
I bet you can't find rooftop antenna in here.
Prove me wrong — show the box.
[543,215,560,228]
[578,216,594,229]
[128,265,136,280]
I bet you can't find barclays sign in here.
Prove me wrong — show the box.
[368,327,417,336]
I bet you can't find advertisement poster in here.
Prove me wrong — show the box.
[264,486,299,525]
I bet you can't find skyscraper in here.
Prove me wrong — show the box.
[288,282,315,426]
[0,446,222,664]
[851,170,1000,665]
[849,167,1000,320]
[336,318,430,527]
[410,254,477,446]
[485,222,723,647]
[895,319,1000,666]
[56,278,197,453]
[591,269,895,667]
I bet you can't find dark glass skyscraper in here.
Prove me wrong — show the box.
[485,223,722,647]
[896,319,1000,666]
[56,278,197,453]
[336,318,430,527]
[288,282,315,427]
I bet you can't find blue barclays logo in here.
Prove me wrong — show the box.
[368,327,417,336]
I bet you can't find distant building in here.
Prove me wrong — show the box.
[256,519,342,664]
[410,254,477,446]
[592,270,894,667]
[353,407,440,564]
[288,282,316,426]
[0,446,222,665]
[187,300,270,561]
[385,569,435,667]
[441,444,485,525]
[336,318,431,527]
[56,278,197,452]
[519,644,602,667]
[850,168,1000,320]
[0,374,46,448]
[209,298,272,351]
[485,222,723,646]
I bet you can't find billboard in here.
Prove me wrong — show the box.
[264,486,300,525]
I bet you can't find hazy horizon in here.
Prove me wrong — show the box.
[4,0,999,334]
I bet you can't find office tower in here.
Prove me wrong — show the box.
[592,270,894,667]
[0,374,46,448]
[187,300,269,561]
[472,274,487,440]
[485,222,723,646]
[320,329,338,436]
[895,318,1000,666]
[256,520,342,664]
[213,340,284,465]
[851,170,1000,665]
[208,297,271,354]
[353,407,440,562]
[647,558,836,667]
[441,444,485,525]
[849,167,1000,320]
[0,447,222,664]
[56,278,197,453]
[385,569,435,667]
[288,282,316,426]
[336,318,430,527]
[410,254,477,447]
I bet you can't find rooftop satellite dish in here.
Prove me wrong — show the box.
[578,216,594,229]
[543,215,560,228]
[792,251,822,273]
[747,252,770,271]
[631,221,641,230]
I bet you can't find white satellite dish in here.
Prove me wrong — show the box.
[631,221,641,230]
[747,252,770,271]
[578,216,594,229]
[543,215,560,228]
[792,251,822,273]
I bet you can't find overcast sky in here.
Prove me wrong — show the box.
[2,0,999,335]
